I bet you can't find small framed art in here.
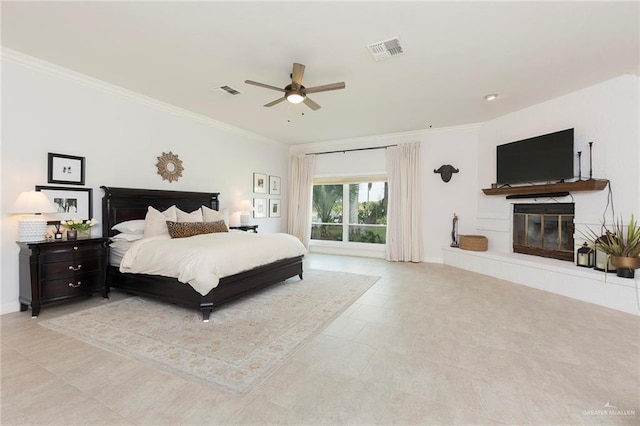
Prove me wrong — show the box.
[253,198,267,218]
[269,175,281,195]
[253,173,267,193]
[48,153,85,185]
[269,199,281,217]
[35,185,93,222]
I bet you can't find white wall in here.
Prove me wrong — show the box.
[456,74,640,315]
[290,123,480,262]
[1,51,290,314]
[477,75,639,252]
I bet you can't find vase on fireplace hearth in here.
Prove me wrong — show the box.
[611,255,640,279]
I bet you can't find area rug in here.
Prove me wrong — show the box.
[40,269,379,394]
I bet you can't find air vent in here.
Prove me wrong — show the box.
[367,37,404,61]
[219,85,240,95]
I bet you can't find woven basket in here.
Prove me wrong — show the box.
[459,235,488,251]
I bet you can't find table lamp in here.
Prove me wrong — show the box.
[11,191,58,242]
[239,199,254,225]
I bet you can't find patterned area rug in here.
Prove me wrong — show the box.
[40,269,379,394]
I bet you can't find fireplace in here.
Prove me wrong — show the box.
[513,203,575,261]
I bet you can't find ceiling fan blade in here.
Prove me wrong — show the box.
[291,63,305,89]
[264,97,287,107]
[303,96,321,111]
[245,80,285,92]
[305,82,346,94]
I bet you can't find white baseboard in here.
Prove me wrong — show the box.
[1,301,21,315]
[309,243,385,259]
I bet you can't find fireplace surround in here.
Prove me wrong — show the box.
[513,203,575,261]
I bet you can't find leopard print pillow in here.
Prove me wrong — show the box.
[165,220,228,238]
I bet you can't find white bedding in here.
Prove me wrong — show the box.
[119,232,307,296]
[109,240,135,267]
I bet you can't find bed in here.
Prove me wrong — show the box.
[101,186,304,321]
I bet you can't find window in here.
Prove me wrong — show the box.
[311,180,387,244]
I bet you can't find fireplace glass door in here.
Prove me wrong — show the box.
[513,203,574,261]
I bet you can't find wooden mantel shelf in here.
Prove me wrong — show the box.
[482,179,609,196]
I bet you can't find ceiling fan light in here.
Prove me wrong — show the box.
[287,93,305,104]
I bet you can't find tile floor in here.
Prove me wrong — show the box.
[1,254,639,425]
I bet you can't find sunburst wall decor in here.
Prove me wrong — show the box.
[156,151,184,183]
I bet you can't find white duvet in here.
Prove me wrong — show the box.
[119,232,307,296]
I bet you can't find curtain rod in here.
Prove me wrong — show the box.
[305,144,397,156]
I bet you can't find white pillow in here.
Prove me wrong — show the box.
[177,207,204,223]
[202,205,229,227]
[144,205,178,237]
[111,219,145,235]
[110,233,144,242]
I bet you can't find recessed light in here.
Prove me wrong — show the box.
[484,94,498,101]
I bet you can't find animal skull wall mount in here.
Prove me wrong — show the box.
[434,164,459,183]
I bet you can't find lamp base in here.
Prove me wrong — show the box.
[240,212,250,226]
[17,215,48,242]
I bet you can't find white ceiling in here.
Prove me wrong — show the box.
[2,1,638,145]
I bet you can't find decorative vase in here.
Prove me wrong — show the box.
[67,229,77,240]
[610,256,640,279]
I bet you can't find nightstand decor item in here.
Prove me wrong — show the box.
[156,151,184,183]
[11,191,58,242]
[576,242,594,268]
[61,218,98,240]
[239,199,254,225]
[53,223,63,240]
[48,153,85,185]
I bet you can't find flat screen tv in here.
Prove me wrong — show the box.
[496,128,574,185]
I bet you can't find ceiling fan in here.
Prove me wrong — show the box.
[245,63,345,111]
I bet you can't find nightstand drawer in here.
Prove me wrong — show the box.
[42,257,101,278]
[41,272,101,300]
[40,245,103,263]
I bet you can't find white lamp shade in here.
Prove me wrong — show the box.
[11,191,58,214]
[239,199,254,212]
[239,199,254,225]
[12,191,58,242]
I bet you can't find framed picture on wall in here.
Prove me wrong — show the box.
[48,153,85,185]
[269,199,281,217]
[269,175,281,195]
[253,173,267,193]
[35,185,93,222]
[253,198,267,218]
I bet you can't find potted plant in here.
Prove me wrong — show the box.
[583,215,640,278]
[61,218,98,240]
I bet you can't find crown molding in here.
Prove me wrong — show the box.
[1,48,284,147]
[289,122,483,155]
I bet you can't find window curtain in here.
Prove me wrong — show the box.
[287,154,315,248]
[385,142,423,262]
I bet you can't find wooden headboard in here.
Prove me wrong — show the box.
[101,186,220,237]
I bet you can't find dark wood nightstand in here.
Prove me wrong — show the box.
[18,237,109,317]
[230,225,259,233]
